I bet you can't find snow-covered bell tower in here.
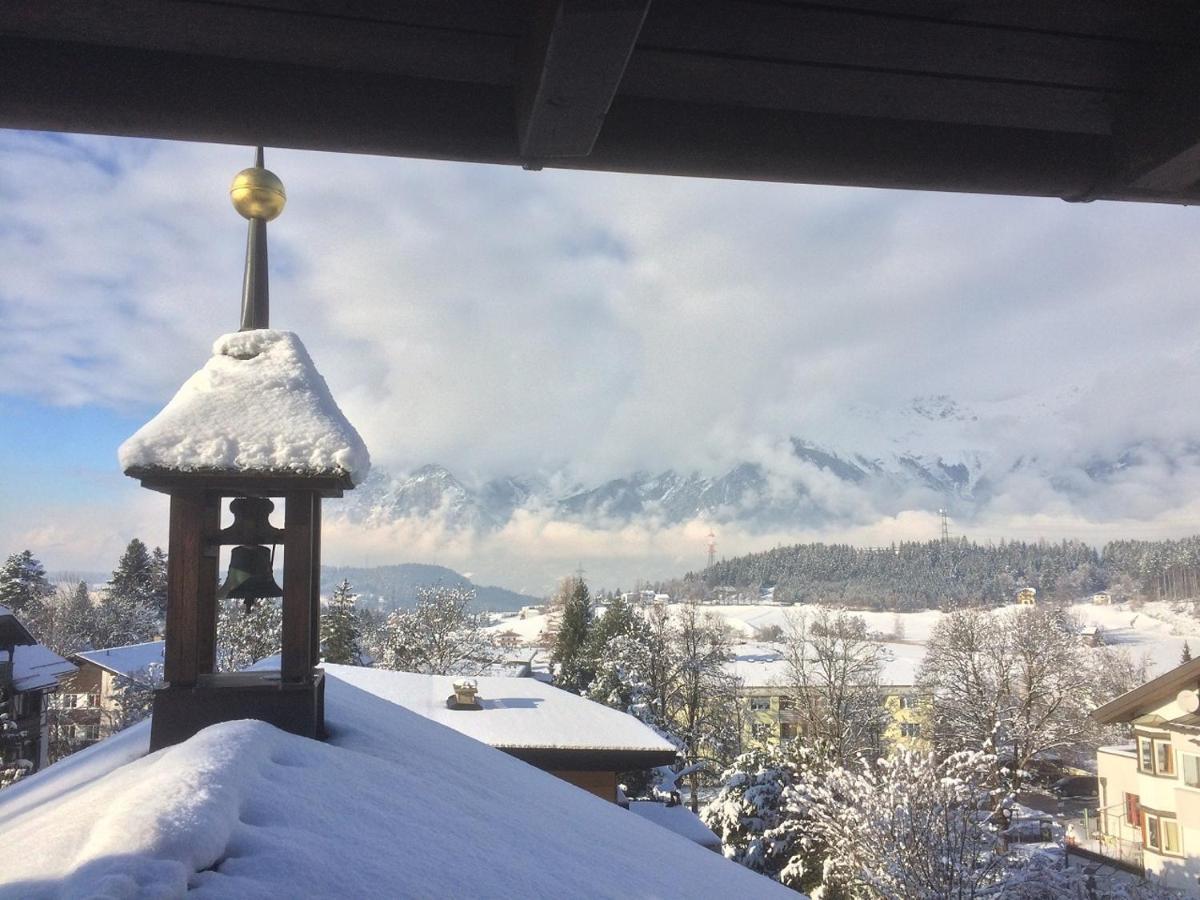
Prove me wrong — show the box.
[119,149,370,751]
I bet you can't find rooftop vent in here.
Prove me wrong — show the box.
[446,679,482,711]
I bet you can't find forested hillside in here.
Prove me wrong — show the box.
[696,536,1200,611]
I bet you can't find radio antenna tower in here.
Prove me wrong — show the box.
[706,530,717,569]
[938,508,950,542]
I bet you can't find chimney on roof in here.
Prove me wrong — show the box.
[447,679,481,710]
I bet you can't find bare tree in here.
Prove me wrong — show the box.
[919,606,1096,790]
[782,609,888,765]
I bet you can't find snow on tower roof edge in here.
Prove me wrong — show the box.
[0,670,797,899]
[118,329,370,484]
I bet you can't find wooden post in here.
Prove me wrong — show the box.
[164,489,206,686]
[281,491,314,682]
[196,491,221,675]
[310,498,322,665]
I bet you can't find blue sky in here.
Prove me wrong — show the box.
[5,128,1200,588]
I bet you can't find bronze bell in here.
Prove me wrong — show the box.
[218,544,283,607]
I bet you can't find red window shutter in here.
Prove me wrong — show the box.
[1126,794,1141,827]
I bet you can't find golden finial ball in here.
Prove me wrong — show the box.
[230,166,287,221]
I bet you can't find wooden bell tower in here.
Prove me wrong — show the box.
[120,149,368,751]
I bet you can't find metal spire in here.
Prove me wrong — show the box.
[229,146,287,331]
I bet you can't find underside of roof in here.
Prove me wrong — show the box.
[3,1,1200,203]
[1092,656,1200,724]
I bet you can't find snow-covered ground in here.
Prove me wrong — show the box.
[0,667,793,899]
[493,600,1200,687]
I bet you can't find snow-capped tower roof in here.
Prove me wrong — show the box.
[119,328,370,485]
[118,147,369,487]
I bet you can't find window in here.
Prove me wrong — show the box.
[1144,813,1183,856]
[780,723,798,740]
[1125,793,1141,827]
[777,697,795,711]
[749,697,770,711]
[1137,736,1175,776]
[1157,741,1175,776]
[72,724,100,742]
[897,695,911,710]
[1183,752,1200,788]
[900,723,921,738]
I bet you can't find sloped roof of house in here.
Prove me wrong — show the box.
[628,800,722,849]
[326,664,677,767]
[73,640,165,682]
[1093,656,1200,724]
[119,329,370,485]
[0,669,793,898]
[0,605,76,692]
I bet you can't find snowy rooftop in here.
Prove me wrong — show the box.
[327,664,677,754]
[726,640,922,688]
[628,800,722,849]
[3,643,75,693]
[74,640,164,682]
[0,669,790,898]
[118,329,370,484]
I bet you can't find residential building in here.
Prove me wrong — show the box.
[1016,587,1038,605]
[1091,657,1200,890]
[321,665,678,803]
[55,641,164,747]
[728,641,931,753]
[0,605,76,778]
[1093,591,1115,605]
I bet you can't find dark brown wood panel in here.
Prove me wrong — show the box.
[1,0,515,85]
[779,0,1200,46]
[196,493,222,676]
[623,49,1114,134]
[282,492,315,682]
[164,490,206,685]
[640,1,1158,90]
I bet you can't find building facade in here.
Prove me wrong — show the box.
[1093,658,1200,890]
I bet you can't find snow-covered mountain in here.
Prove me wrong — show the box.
[326,393,1200,535]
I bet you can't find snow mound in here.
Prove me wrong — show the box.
[118,330,370,484]
[0,673,792,899]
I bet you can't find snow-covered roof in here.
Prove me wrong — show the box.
[0,670,791,898]
[74,640,164,681]
[4,643,76,693]
[628,800,722,848]
[726,640,921,688]
[118,329,370,484]
[327,664,677,754]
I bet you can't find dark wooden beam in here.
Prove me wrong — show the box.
[164,490,209,686]
[282,492,315,683]
[1112,63,1200,195]
[516,0,651,160]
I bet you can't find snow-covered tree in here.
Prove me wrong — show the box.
[792,749,1009,899]
[551,576,594,692]
[216,599,282,672]
[782,609,888,765]
[95,539,160,648]
[0,550,53,614]
[149,547,168,619]
[701,745,825,893]
[107,662,162,732]
[322,580,362,665]
[378,585,497,676]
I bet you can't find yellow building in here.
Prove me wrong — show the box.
[1016,587,1037,605]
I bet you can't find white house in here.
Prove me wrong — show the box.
[1092,657,1200,890]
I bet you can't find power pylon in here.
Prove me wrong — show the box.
[938,508,950,542]
[706,530,717,569]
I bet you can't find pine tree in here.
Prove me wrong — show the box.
[96,539,160,648]
[0,550,53,614]
[60,581,97,654]
[149,547,168,619]
[1184,641,1193,664]
[551,576,593,692]
[322,580,362,665]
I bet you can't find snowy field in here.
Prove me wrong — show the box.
[492,600,1200,687]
